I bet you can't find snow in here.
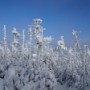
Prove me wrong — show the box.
[21,83,78,90]
[0,79,3,90]
[0,19,90,90]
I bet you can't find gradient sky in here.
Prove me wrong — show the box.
[0,0,90,43]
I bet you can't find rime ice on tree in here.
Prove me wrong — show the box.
[12,27,20,53]
[57,36,67,50]
[72,30,81,51]
[0,19,89,90]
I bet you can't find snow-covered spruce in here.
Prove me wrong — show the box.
[0,19,89,90]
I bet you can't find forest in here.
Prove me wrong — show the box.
[0,19,90,90]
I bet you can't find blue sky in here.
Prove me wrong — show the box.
[0,0,90,43]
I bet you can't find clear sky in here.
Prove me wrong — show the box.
[0,0,90,43]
